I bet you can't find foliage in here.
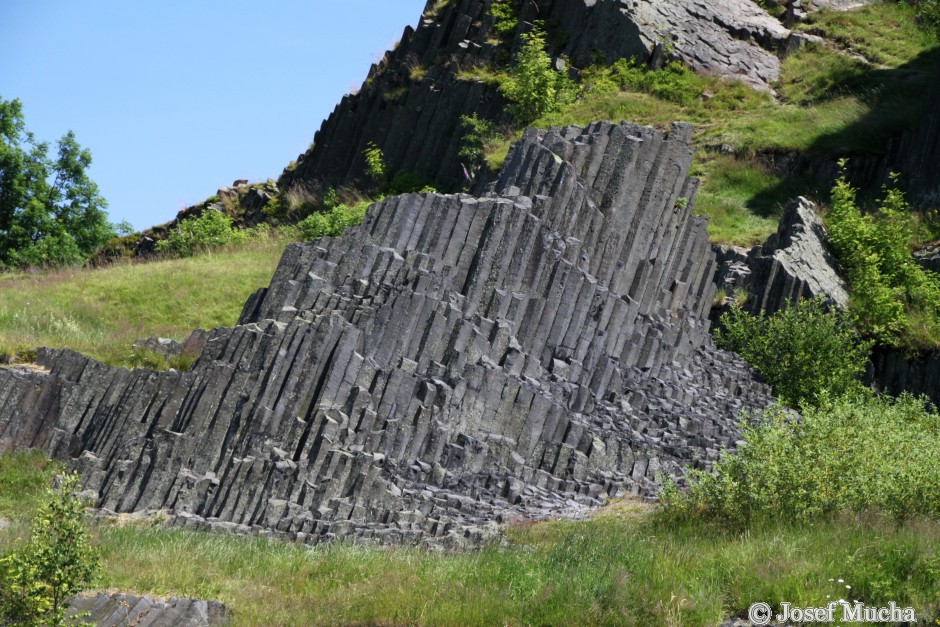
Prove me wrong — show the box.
[0,97,120,268]
[0,473,100,626]
[297,198,372,241]
[715,297,872,408]
[826,167,940,347]
[155,210,259,258]
[488,0,520,36]
[582,58,703,106]
[902,0,940,33]
[458,113,498,183]
[662,392,940,528]
[362,142,387,188]
[500,25,579,124]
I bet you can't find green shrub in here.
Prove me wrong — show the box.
[488,0,520,36]
[458,113,499,183]
[0,473,100,626]
[500,24,579,124]
[715,297,872,408]
[903,0,940,33]
[297,200,371,240]
[826,167,940,347]
[661,392,940,527]
[363,142,387,188]
[582,59,703,105]
[155,210,256,258]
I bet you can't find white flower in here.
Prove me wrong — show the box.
[838,579,844,583]
[846,585,851,589]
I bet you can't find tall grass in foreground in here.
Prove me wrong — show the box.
[1,450,938,626]
[0,236,288,366]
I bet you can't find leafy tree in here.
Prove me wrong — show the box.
[826,165,940,347]
[715,297,873,408]
[0,97,119,268]
[458,113,497,183]
[500,25,578,124]
[0,473,100,626]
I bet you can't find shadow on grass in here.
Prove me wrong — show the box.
[753,45,940,212]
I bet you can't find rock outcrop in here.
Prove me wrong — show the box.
[0,121,773,547]
[902,63,940,208]
[67,593,229,627]
[714,197,849,315]
[280,0,791,194]
[868,347,940,408]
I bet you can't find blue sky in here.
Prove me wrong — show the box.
[0,1,427,231]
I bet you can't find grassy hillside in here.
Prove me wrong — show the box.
[479,2,939,244]
[0,237,287,366]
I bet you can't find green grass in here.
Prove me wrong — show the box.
[2,454,938,626]
[0,236,287,367]
[481,2,938,246]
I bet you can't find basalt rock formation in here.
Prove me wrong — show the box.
[279,0,792,194]
[713,197,849,316]
[901,62,940,207]
[67,593,229,627]
[0,121,773,547]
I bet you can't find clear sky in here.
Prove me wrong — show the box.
[0,1,427,231]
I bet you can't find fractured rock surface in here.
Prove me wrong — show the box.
[67,593,229,627]
[0,122,772,547]
[281,0,791,193]
[714,197,849,315]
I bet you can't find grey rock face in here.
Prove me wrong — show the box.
[915,244,940,274]
[67,593,229,627]
[868,346,940,408]
[280,0,790,194]
[715,197,849,315]
[0,122,773,547]
[903,64,940,208]
[561,0,790,90]
[808,0,880,10]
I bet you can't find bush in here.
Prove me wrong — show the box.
[582,59,704,105]
[363,142,387,189]
[488,0,520,36]
[156,210,256,257]
[903,0,940,33]
[297,199,371,241]
[826,166,940,347]
[500,24,579,123]
[661,392,940,527]
[715,297,873,409]
[0,473,100,626]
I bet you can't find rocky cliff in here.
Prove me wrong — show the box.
[279,0,793,195]
[0,122,773,547]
